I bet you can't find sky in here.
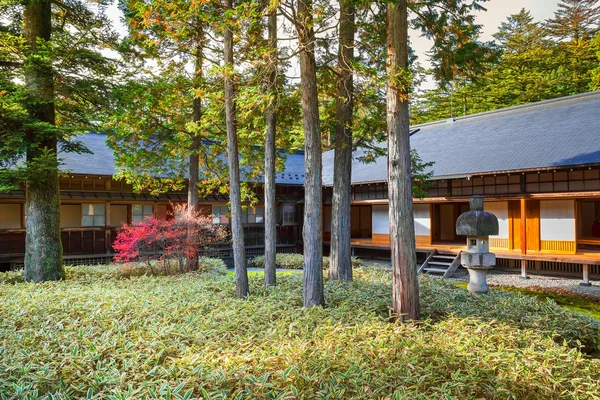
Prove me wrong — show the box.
[104,0,562,89]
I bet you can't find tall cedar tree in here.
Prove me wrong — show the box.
[23,2,62,282]
[490,9,562,105]
[387,0,420,321]
[546,0,600,41]
[546,0,600,94]
[286,0,325,307]
[329,0,355,281]
[0,1,118,281]
[264,6,278,287]
[593,33,600,90]
[326,0,492,282]
[223,0,249,298]
[112,0,217,271]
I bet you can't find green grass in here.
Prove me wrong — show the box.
[1,266,600,399]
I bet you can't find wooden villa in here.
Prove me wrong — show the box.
[0,134,305,270]
[322,91,600,282]
[2,91,600,281]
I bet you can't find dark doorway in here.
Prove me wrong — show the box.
[432,203,468,245]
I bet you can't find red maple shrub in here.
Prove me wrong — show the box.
[112,204,229,275]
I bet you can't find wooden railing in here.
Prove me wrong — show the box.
[489,238,509,249]
[0,231,26,255]
[540,240,576,254]
[61,228,117,255]
[2,225,299,258]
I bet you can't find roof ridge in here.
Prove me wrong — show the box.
[411,90,600,129]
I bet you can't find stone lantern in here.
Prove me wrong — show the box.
[456,196,499,294]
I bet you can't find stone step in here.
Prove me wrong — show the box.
[423,267,448,273]
[429,261,452,267]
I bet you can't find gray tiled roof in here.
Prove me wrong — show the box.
[322,90,600,185]
[60,132,306,185]
[60,133,117,176]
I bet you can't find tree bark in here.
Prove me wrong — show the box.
[224,0,248,298]
[296,0,324,307]
[264,9,278,287]
[386,0,420,321]
[23,0,64,282]
[329,0,355,282]
[187,38,204,272]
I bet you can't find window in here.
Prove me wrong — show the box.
[282,204,297,225]
[354,184,388,200]
[523,168,600,194]
[242,206,264,224]
[82,204,105,227]
[132,204,153,223]
[213,205,229,224]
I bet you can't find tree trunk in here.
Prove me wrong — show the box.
[186,39,204,272]
[224,0,248,298]
[296,0,324,307]
[386,0,420,321]
[329,0,355,282]
[23,0,64,282]
[264,9,278,287]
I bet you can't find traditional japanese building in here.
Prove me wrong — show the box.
[2,91,600,280]
[0,133,305,270]
[322,90,600,281]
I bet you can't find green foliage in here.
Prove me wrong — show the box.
[0,265,120,284]
[0,1,119,189]
[248,253,365,270]
[591,33,600,90]
[197,257,228,275]
[117,257,227,278]
[412,4,600,124]
[0,266,599,398]
[110,0,303,200]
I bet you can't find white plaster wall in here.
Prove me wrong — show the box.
[372,205,389,234]
[540,200,575,241]
[484,201,509,239]
[413,204,430,236]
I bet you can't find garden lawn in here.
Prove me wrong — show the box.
[1,266,600,399]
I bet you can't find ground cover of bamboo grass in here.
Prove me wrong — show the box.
[1,267,599,399]
[248,253,364,269]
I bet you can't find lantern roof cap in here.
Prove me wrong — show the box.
[456,196,499,236]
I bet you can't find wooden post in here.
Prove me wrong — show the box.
[520,259,528,280]
[520,198,527,255]
[105,202,111,254]
[581,264,591,287]
[20,202,26,229]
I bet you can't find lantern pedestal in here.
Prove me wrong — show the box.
[467,268,491,294]
[456,196,499,295]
